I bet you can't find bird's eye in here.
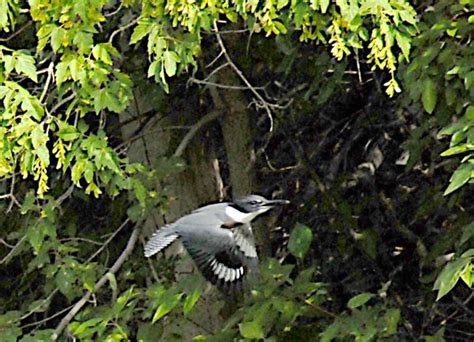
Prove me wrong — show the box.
[249,200,262,205]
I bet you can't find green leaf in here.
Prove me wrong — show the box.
[92,44,112,65]
[434,257,470,300]
[130,19,152,44]
[183,287,202,315]
[461,248,474,258]
[55,61,70,87]
[460,262,472,287]
[71,318,103,336]
[465,106,474,120]
[347,292,374,309]
[422,78,437,114]
[55,266,77,301]
[58,126,80,141]
[14,53,37,82]
[459,223,474,247]
[440,144,473,157]
[321,0,330,13]
[464,71,474,90]
[152,293,183,323]
[36,145,50,165]
[384,308,401,335]
[31,125,48,149]
[395,31,411,61]
[69,57,80,81]
[288,223,313,258]
[277,0,289,10]
[3,55,15,73]
[51,26,66,52]
[132,179,146,206]
[163,50,179,77]
[444,163,474,195]
[85,182,102,198]
[239,321,265,339]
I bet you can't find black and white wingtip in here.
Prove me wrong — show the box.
[144,229,179,258]
[183,245,246,292]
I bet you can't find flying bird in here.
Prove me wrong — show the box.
[144,194,289,291]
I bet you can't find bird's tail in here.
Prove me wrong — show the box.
[144,226,179,257]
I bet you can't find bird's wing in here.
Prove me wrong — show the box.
[173,210,258,289]
[232,223,258,259]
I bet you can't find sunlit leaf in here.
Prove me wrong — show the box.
[433,257,470,300]
[152,293,183,323]
[183,287,202,315]
[443,163,473,195]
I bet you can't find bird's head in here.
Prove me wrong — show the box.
[233,194,290,214]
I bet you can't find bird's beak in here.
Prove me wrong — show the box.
[263,199,290,207]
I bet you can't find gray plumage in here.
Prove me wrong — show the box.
[144,195,289,291]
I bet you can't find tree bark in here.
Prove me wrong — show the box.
[120,86,225,339]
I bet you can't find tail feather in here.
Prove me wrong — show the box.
[144,228,179,257]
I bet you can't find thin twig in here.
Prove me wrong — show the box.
[6,168,21,213]
[189,77,265,90]
[50,93,76,116]
[203,62,229,81]
[174,110,221,157]
[304,299,337,318]
[20,304,74,329]
[39,62,54,104]
[51,224,140,340]
[212,21,275,148]
[115,125,190,154]
[56,184,74,206]
[202,28,250,35]
[12,289,59,324]
[105,2,123,17]
[109,17,139,43]
[206,50,224,69]
[0,238,15,248]
[355,50,363,84]
[0,236,26,265]
[60,237,103,246]
[0,22,33,42]
[86,218,131,263]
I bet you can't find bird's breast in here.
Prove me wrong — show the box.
[224,206,259,224]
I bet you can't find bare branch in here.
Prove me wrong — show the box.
[20,304,74,329]
[0,238,15,248]
[0,236,26,265]
[109,17,139,43]
[189,77,265,90]
[0,22,33,42]
[174,110,221,157]
[39,62,54,104]
[86,218,131,263]
[50,93,76,116]
[212,21,276,148]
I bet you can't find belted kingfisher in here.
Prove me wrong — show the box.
[144,194,289,291]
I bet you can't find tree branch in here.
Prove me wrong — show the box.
[51,223,140,340]
[173,110,221,157]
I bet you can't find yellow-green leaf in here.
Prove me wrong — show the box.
[152,293,183,323]
[444,163,474,195]
[239,321,264,339]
